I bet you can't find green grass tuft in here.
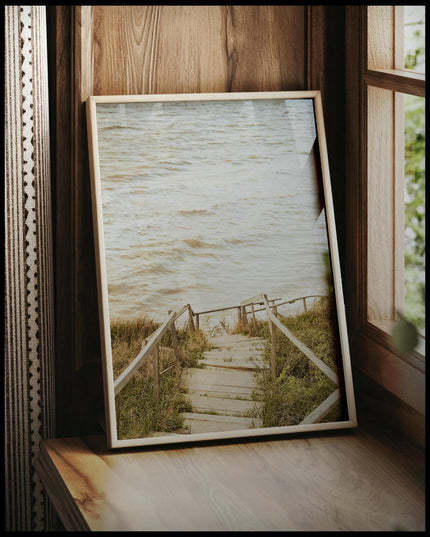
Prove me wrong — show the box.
[111,317,211,439]
[236,298,346,427]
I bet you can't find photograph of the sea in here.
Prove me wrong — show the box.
[97,98,330,327]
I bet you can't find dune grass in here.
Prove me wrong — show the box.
[234,297,346,427]
[111,298,346,438]
[110,316,211,440]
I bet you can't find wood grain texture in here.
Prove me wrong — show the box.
[367,85,395,321]
[37,432,425,532]
[364,69,426,97]
[345,6,367,333]
[307,6,326,104]
[367,6,395,70]
[89,6,306,95]
[354,328,425,415]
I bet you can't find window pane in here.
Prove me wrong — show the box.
[404,6,425,74]
[404,93,425,331]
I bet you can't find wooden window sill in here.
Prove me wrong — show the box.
[369,319,425,366]
[34,430,425,531]
[352,325,425,417]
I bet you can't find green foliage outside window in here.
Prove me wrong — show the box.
[403,15,425,332]
[404,94,425,331]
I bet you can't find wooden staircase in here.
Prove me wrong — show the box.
[182,333,267,433]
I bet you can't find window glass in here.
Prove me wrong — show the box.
[404,6,425,74]
[404,93,425,331]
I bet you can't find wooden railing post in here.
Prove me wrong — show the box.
[195,314,199,330]
[115,394,121,432]
[188,305,195,332]
[251,303,256,325]
[303,297,307,312]
[242,306,248,327]
[170,326,180,363]
[168,310,181,363]
[153,343,160,403]
[263,294,276,378]
[271,320,277,378]
[237,306,242,324]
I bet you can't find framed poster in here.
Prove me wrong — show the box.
[86,91,357,449]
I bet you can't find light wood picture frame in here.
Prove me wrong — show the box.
[86,91,357,449]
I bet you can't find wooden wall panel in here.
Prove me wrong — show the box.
[87,6,306,96]
[50,5,330,437]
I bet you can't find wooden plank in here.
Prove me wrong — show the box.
[182,413,263,433]
[184,368,258,391]
[364,69,425,98]
[207,333,265,346]
[300,388,341,425]
[88,6,307,95]
[37,433,425,531]
[199,356,266,371]
[186,386,260,400]
[34,443,90,531]
[187,394,262,416]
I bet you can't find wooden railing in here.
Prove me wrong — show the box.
[114,304,194,428]
[193,296,282,329]
[192,293,326,328]
[193,292,341,425]
[114,292,341,429]
[258,293,341,425]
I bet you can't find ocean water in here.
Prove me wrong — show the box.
[96,98,331,325]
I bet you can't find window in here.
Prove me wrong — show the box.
[366,5,425,357]
[344,5,425,418]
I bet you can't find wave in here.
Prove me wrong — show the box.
[183,238,216,249]
[99,124,144,133]
[177,208,215,217]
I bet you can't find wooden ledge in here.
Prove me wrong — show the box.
[35,430,425,531]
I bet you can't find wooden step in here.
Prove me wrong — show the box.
[185,367,259,393]
[208,334,266,347]
[187,393,263,416]
[187,385,261,400]
[199,353,267,370]
[182,412,263,433]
